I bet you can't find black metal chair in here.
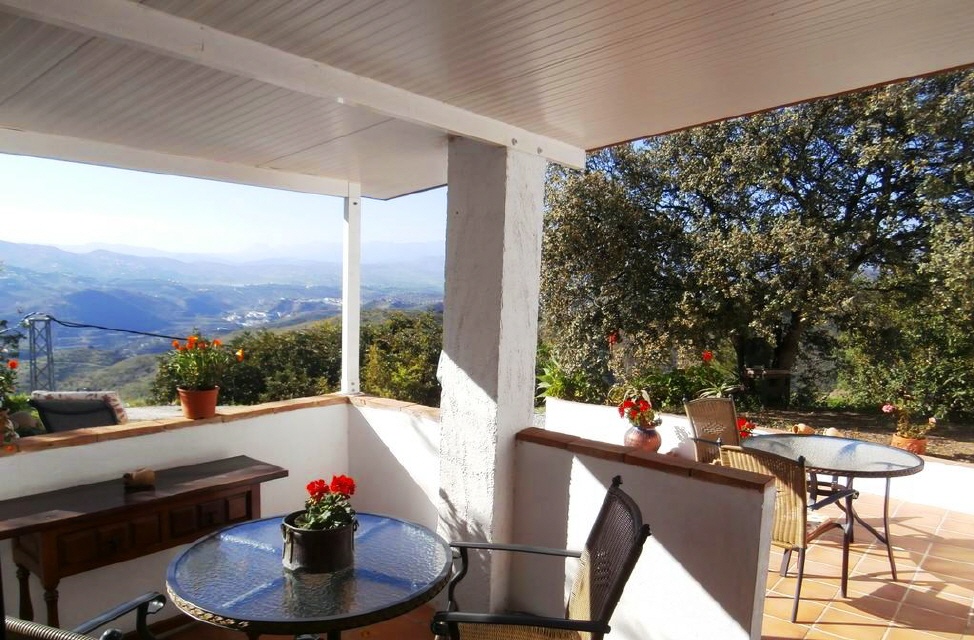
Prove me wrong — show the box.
[6,592,165,640]
[431,476,651,640]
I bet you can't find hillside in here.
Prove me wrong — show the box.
[0,239,445,400]
[0,240,444,354]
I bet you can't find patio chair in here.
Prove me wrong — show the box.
[719,446,857,622]
[684,396,739,464]
[6,591,165,640]
[28,391,128,433]
[431,475,651,640]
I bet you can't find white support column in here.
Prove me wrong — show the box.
[438,137,547,612]
[341,183,362,394]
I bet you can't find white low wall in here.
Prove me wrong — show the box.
[545,397,974,514]
[0,403,349,632]
[544,397,696,459]
[347,402,442,530]
[0,397,450,635]
[506,437,774,640]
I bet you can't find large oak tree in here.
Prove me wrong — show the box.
[541,70,974,394]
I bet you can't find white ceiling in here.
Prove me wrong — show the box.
[0,0,972,199]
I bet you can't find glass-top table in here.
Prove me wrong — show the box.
[743,434,924,579]
[166,513,452,639]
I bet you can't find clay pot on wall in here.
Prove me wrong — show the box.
[177,387,219,419]
[890,434,927,455]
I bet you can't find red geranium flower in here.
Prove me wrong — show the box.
[330,474,356,498]
[306,478,330,501]
[702,350,714,363]
[737,417,755,439]
[7,359,17,370]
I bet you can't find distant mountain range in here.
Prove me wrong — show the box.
[0,239,444,354]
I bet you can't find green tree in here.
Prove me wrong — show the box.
[541,70,974,400]
[840,217,974,421]
[361,312,442,407]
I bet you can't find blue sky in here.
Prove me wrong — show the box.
[0,153,447,257]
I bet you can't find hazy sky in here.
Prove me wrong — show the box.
[0,153,447,256]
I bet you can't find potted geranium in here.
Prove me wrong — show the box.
[282,475,358,573]
[612,386,663,452]
[161,334,244,419]
[883,402,935,455]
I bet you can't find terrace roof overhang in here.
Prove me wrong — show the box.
[0,0,972,200]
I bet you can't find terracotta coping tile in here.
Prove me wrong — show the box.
[517,428,772,492]
[517,427,578,448]
[8,394,354,455]
[6,394,444,456]
[566,440,629,462]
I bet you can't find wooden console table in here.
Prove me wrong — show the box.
[0,455,288,627]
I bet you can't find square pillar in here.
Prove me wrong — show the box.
[438,137,546,611]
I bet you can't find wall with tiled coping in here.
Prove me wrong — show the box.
[545,397,974,515]
[509,427,774,640]
[0,394,775,639]
[0,394,443,632]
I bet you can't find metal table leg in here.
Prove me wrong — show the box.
[846,477,897,580]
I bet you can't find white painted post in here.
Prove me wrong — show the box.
[341,183,362,394]
[438,137,547,612]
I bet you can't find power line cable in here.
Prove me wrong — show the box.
[20,313,186,342]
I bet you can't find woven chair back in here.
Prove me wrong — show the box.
[684,397,740,463]
[719,446,808,548]
[567,477,651,632]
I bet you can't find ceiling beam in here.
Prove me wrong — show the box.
[0,0,586,169]
[0,126,353,197]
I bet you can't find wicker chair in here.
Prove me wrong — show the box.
[430,476,651,640]
[6,592,165,640]
[719,446,857,622]
[684,397,739,464]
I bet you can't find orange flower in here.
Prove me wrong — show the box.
[236,349,245,362]
[187,335,198,346]
[172,340,180,349]
[7,359,17,370]
[213,339,222,347]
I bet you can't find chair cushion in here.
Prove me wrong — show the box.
[29,391,128,432]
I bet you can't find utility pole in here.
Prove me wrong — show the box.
[25,314,54,391]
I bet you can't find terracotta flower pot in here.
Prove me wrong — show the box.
[177,386,219,419]
[890,434,927,455]
[624,425,662,453]
[281,511,355,573]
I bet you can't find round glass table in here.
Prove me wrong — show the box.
[743,434,924,579]
[166,513,452,639]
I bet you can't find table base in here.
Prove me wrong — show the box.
[812,474,898,580]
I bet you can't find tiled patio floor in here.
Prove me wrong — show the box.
[762,492,974,639]
[164,494,974,640]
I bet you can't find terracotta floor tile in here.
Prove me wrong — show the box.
[762,614,812,639]
[801,628,846,639]
[763,593,827,624]
[885,628,957,640]
[940,512,974,535]
[771,577,841,603]
[900,588,973,617]
[893,601,970,637]
[832,594,901,621]
[812,606,894,640]
[928,542,974,564]
[922,556,974,580]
